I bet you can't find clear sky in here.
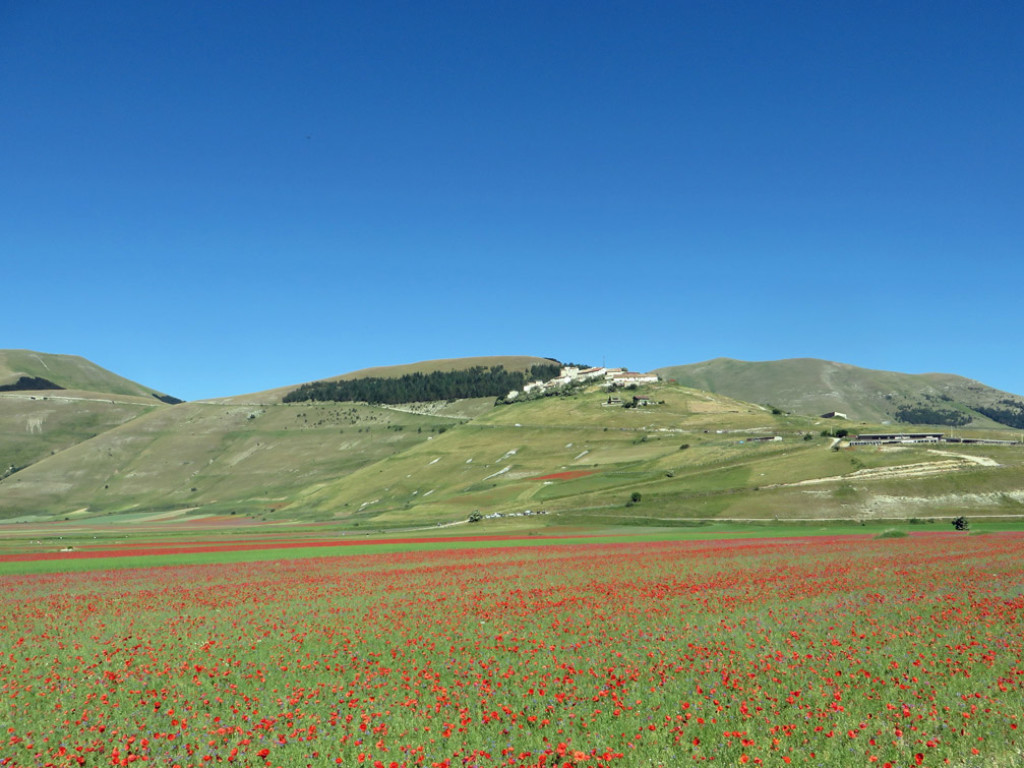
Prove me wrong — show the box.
[4,1,1022,401]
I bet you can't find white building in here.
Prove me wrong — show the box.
[505,365,656,401]
[610,372,659,386]
[576,366,608,381]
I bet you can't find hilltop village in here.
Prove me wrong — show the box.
[504,365,658,401]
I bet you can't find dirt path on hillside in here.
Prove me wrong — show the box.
[0,393,152,407]
[927,449,1000,467]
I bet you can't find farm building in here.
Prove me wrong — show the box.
[849,433,942,445]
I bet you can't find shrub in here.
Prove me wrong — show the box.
[630,492,642,504]
[951,515,970,531]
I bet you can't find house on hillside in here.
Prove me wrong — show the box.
[576,366,608,382]
[504,364,656,401]
[821,411,848,419]
[850,433,942,445]
[610,371,659,386]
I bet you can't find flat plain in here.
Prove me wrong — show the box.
[2,528,1023,767]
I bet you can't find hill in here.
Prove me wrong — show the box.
[655,358,1024,428]
[0,350,181,480]
[209,355,560,405]
[0,355,558,522]
[3,352,1024,533]
[3,368,1024,529]
[0,350,179,401]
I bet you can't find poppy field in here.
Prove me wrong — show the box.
[2,533,1023,768]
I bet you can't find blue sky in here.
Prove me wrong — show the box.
[4,1,1022,401]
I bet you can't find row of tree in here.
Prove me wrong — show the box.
[0,376,64,392]
[892,395,1024,429]
[974,399,1024,430]
[894,405,972,426]
[283,364,563,405]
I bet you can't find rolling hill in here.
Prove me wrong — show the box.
[655,358,1024,428]
[0,350,180,401]
[0,354,564,522]
[0,351,180,479]
[3,351,1024,530]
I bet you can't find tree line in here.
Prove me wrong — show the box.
[0,376,64,392]
[283,364,562,405]
[973,399,1024,430]
[894,404,972,426]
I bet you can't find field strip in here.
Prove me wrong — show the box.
[134,508,193,523]
[771,458,981,488]
[0,532,642,575]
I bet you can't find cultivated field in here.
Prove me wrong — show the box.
[2,531,1022,767]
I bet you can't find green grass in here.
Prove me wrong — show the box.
[0,399,458,520]
[0,530,707,576]
[0,392,160,474]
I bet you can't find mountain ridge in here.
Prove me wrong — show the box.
[655,357,1023,427]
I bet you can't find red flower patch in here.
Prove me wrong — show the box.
[2,533,1022,767]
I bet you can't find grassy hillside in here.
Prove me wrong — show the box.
[287,380,1024,527]
[0,398,461,521]
[4,354,1024,530]
[0,350,178,400]
[0,391,161,478]
[655,357,1023,427]
[0,353,541,498]
[0,350,180,479]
